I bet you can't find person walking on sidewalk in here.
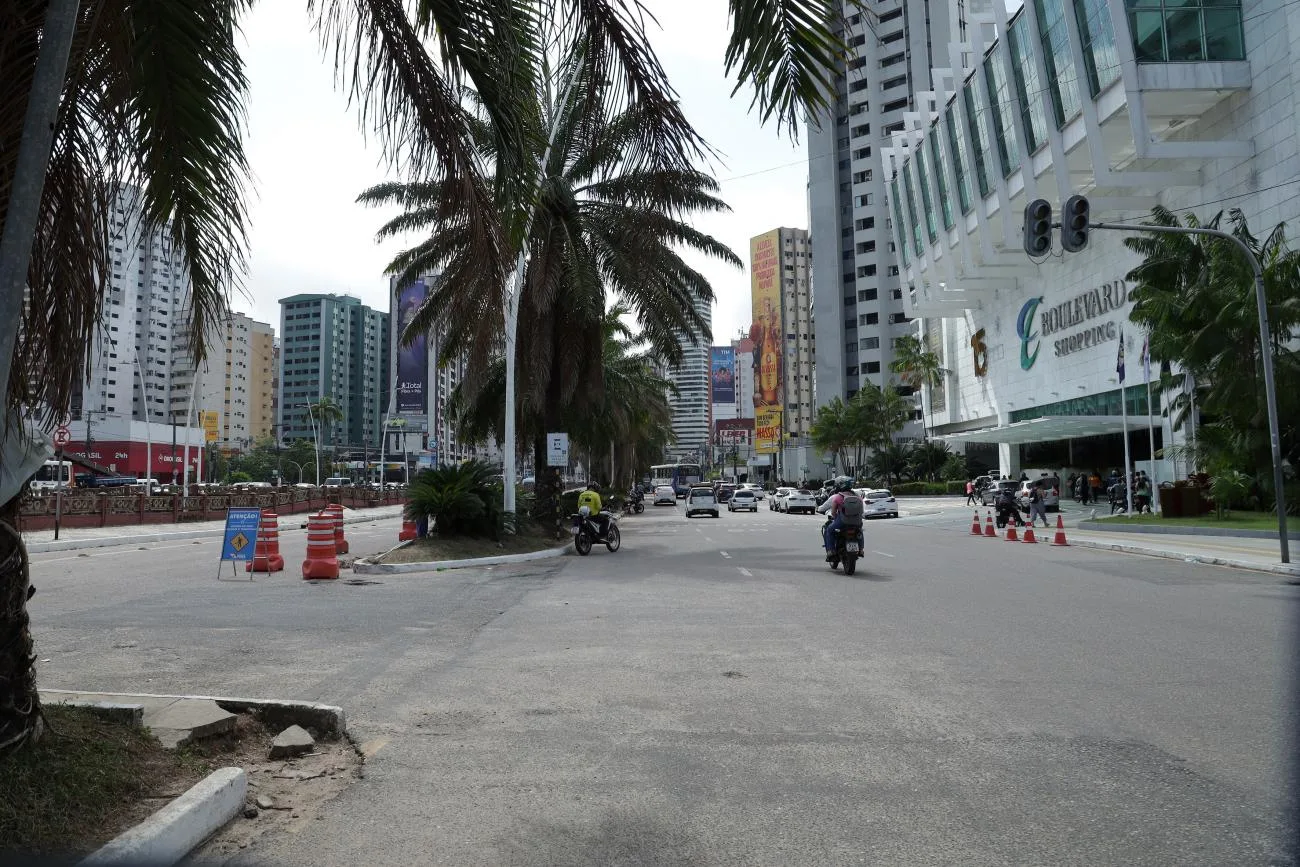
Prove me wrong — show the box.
[1028,485,1050,527]
[965,479,977,506]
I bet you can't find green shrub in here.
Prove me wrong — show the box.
[405,460,504,538]
[1208,470,1251,519]
[225,471,251,484]
[946,481,967,495]
[889,481,953,496]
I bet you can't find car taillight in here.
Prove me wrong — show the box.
[888,497,895,503]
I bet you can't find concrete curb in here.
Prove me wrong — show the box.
[1078,519,1300,541]
[24,509,402,554]
[78,767,246,866]
[1069,537,1300,578]
[353,543,571,574]
[41,690,347,739]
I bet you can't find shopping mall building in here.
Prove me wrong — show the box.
[881,0,1296,480]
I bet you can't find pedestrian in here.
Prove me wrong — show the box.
[965,479,976,506]
[1028,484,1049,527]
[1067,473,1077,501]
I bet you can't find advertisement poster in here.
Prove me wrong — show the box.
[714,417,754,447]
[200,410,220,443]
[748,230,783,454]
[710,347,736,405]
[395,279,428,414]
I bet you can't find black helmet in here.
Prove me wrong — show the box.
[586,482,600,491]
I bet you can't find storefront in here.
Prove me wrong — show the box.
[62,418,206,483]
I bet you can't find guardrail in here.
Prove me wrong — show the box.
[16,487,404,532]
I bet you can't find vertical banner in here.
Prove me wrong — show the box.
[710,347,736,404]
[200,410,220,443]
[395,278,428,414]
[749,230,783,454]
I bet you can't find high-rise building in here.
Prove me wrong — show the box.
[249,319,276,444]
[277,293,390,449]
[187,312,278,452]
[666,294,712,462]
[807,0,962,437]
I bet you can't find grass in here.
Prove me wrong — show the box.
[380,519,562,564]
[1095,512,1285,531]
[0,704,214,858]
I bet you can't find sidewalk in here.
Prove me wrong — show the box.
[1067,524,1299,577]
[22,505,404,554]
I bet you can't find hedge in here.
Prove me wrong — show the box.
[888,481,963,496]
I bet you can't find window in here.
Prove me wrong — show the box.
[914,149,939,241]
[861,312,879,326]
[983,49,1020,176]
[1074,0,1121,93]
[858,288,878,302]
[963,84,993,196]
[1035,0,1083,127]
[882,97,909,113]
[860,336,880,350]
[881,75,908,91]
[850,78,871,93]
[851,123,871,137]
[902,164,924,257]
[864,361,881,374]
[879,8,902,22]
[889,312,912,324]
[928,130,955,229]
[853,169,873,183]
[856,241,876,254]
[853,146,873,161]
[856,194,874,207]
[891,179,910,267]
[1128,0,1242,63]
[1008,16,1049,153]
[856,217,875,231]
[858,264,877,277]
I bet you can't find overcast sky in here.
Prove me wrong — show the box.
[233,0,810,347]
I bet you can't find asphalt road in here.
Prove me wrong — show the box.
[25,500,1296,865]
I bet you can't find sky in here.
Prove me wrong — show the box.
[234,0,811,347]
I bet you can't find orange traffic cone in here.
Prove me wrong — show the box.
[327,502,349,555]
[983,510,996,537]
[970,511,983,536]
[302,512,340,579]
[247,509,285,572]
[1005,521,1019,542]
[1022,524,1038,543]
[399,517,417,542]
[1052,514,1070,546]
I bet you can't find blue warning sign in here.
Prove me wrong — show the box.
[220,508,263,562]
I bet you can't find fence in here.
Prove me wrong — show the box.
[16,487,404,533]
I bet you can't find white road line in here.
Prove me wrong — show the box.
[872,550,895,558]
[719,551,731,559]
[737,567,752,576]
[704,537,713,542]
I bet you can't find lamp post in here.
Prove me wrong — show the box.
[282,459,304,484]
[299,403,321,485]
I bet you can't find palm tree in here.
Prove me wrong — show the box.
[852,382,912,483]
[810,397,851,474]
[0,0,868,755]
[359,66,740,525]
[305,397,345,446]
[889,334,945,439]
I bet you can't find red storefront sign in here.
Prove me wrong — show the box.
[62,440,204,477]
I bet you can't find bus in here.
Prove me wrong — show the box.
[650,462,703,498]
[29,460,74,491]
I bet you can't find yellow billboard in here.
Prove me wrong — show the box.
[200,411,220,443]
[749,230,783,454]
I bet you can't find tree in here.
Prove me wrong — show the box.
[810,398,851,474]
[889,334,945,439]
[305,397,345,446]
[0,0,875,755]
[1124,207,1300,495]
[910,440,952,482]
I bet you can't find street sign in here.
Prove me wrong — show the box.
[53,426,70,447]
[546,432,569,467]
[218,507,263,581]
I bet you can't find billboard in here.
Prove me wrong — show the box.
[710,346,736,405]
[199,410,220,443]
[714,417,754,447]
[749,230,783,454]
[394,278,428,414]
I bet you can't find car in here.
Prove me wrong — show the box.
[1017,476,1062,512]
[862,489,899,519]
[739,483,765,500]
[980,479,1020,506]
[716,484,737,503]
[782,489,817,514]
[770,487,794,511]
[322,476,351,488]
[653,485,677,506]
[685,486,720,518]
[727,489,758,512]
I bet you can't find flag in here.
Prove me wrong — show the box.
[1116,326,1126,384]
[1141,334,1151,383]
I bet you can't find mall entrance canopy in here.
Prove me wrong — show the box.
[935,415,1131,445]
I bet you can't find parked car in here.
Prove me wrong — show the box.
[980,479,1020,506]
[322,477,351,488]
[685,486,720,518]
[782,489,817,515]
[653,485,677,506]
[862,489,899,519]
[1017,476,1062,512]
[727,489,758,512]
[770,487,794,511]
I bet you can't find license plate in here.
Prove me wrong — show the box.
[846,542,859,552]
[570,526,579,535]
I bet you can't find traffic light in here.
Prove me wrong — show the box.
[1060,194,1090,253]
[1023,199,1053,257]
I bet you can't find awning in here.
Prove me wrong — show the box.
[934,415,1132,445]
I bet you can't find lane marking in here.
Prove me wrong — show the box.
[737,567,752,576]
[872,550,895,558]
[720,551,731,559]
[704,536,713,542]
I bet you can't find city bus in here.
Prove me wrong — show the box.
[650,462,703,498]
[29,459,74,491]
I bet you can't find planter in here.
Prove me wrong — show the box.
[1158,486,1183,517]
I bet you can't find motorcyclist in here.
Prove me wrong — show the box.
[577,482,608,537]
[817,478,862,561]
[995,485,1023,528]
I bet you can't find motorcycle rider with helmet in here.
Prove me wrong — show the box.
[577,482,609,538]
[817,478,863,561]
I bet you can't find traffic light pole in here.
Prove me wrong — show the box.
[1088,220,1288,564]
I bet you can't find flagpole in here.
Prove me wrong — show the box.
[1144,335,1158,513]
[1118,328,1133,516]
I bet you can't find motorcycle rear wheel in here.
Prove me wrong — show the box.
[843,555,857,576]
[575,532,593,556]
[605,525,621,552]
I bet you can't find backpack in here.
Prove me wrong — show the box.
[1029,487,1041,504]
[839,492,864,523]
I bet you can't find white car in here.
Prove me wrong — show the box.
[727,489,758,512]
[739,483,765,500]
[862,489,899,519]
[770,487,794,511]
[653,485,677,506]
[782,489,817,515]
[685,486,720,518]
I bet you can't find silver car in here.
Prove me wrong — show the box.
[727,489,758,512]
[686,486,720,518]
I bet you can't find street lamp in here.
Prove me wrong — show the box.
[298,403,321,484]
[282,459,305,484]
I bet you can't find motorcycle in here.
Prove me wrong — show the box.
[622,490,645,515]
[571,508,621,556]
[822,520,862,575]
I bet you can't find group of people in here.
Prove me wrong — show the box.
[1065,469,1154,513]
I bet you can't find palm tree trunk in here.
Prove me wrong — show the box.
[0,499,41,756]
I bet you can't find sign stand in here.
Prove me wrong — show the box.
[217,507,263,582]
